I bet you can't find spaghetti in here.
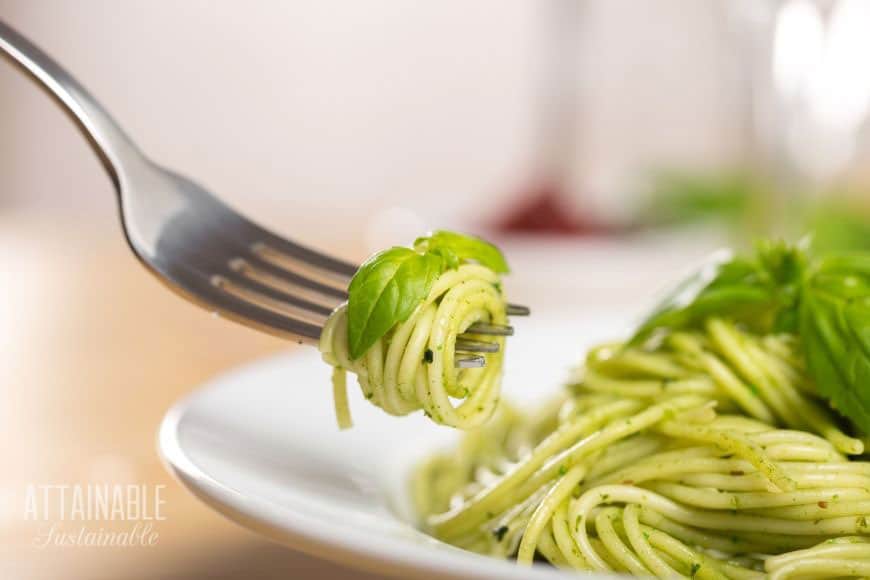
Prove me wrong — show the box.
[414,317,869,578]
[321,264,507,429]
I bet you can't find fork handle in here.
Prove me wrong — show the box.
[0,19,144,189]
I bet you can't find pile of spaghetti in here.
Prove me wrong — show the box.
[320,231,510,429]
[414,244,870,579]
[321,264,506,429]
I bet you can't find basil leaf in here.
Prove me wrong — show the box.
[629,238,870,434]
[800,257,870,433]
[428,246,461,270]
[415,230,509,273]
[813,254,870,278]
[347,247,444,360]
[630,242,805,343]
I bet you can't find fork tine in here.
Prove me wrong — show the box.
[159,264,324,344]
[185,266,490,367]
[243,253,348,302]
[152,213,349,309]
[210,274,332,326]
[161,211,519,349]
[455,339,500,353]
[455,355,486,368]
[246,228,533,317]
[506,304,530,316]
[231,256,345,308]
[465,322,514,336]
[231,255,516,346]
[251,242,352,289]
[248,248,532,320]
[211,207,532,317]
[211,208,358,277]
[206,268,503,369]
[242,248,527,339]
[250,237,357,277]
[216,296,323,343]
[215,271,335,319]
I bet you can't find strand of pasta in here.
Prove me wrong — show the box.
[431,397,703,540]
[414,322,870,578]
[320,264,506,429]
[429,398,643,539]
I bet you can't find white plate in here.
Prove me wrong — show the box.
[159,313,628,579]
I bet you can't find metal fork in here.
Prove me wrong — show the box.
[0,20,528,368]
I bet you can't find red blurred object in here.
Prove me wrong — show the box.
[493,180,613,236]
[490,2,617,238]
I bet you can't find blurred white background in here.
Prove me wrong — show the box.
[3,2,870,579]
[0,0,743,252]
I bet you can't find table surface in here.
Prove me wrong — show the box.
[0,212,386,580]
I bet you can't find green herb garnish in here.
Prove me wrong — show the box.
[630,240,870,433]
[493,525,509,541]
[632,240,805,343]
[414,230,509,274]
[800,253,870,431]
[346,231,508,359]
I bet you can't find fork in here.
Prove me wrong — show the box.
[0,20,528,368]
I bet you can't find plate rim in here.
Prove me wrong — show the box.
[157,354,619,580]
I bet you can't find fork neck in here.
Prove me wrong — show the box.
[0,19,146,191]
